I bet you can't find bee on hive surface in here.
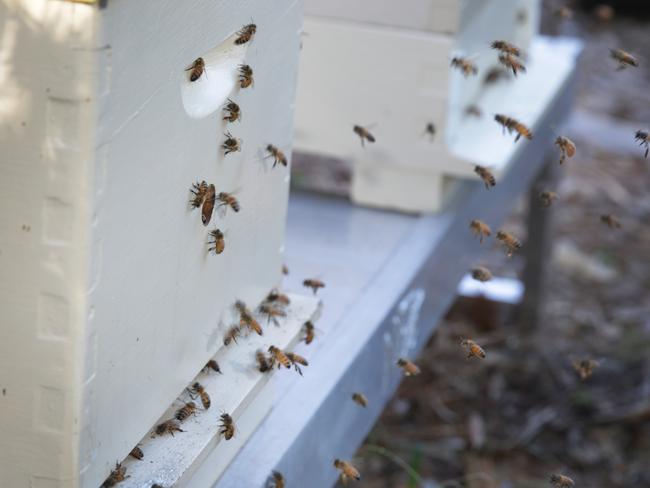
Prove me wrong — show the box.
[152,484,164,488]
[190,382,211,409]
[610,48,638,70]
[635,129,649,158]
[334,459,361,483]
[550,474,575,487]
[474,165,496,189]
[353,125,375,147]
[396,358,420,376]
[471,266,492,282]
[238,64,254,88]
[352,393,368,407]
[266,144,288,168]
[469,219,491,243]
[224,325,241,346]
[201,184,216,226]
[490,40,521,57]
[236,300,263,335]
[269,471,285,488]
[256,350,272,373]
[303,278,325,295]
[190,180,208,209]
[450,56,478,77]
[154,419,184,437]
[573,358,599,380]
[203,359,222,374]
[235,22,257,45]
[555,136,576,164]
[496,230,522,257]
[222,131,242,156]
[424,122,436,141]
[268,345,291,369]
[129,446,143,460]
[461,338,486,359]
[101,462,129,487]
[303,321,315,345]
[207,229,225,255]
[266,289,291,306]
[258,303,286,325]
[494,114,532,141]
[465,105,483,118]
[219,413,235,440]
[498,53,526,76]
[217,191,240,213]
[175,401,197,422]
[600,214,621,229]
[540,191,558,208]
[286,352,308,376]
[186,57,205,82]
[223,98,241,123]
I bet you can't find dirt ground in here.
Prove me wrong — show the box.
[355,2,650,487]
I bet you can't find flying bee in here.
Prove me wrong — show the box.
[175,401,197,422]
[190,382,211,409]
[235,22,257,45]
[266,144,288,168]
[352,393,368,407]
[555,136,576,164]
[491,40,521,57]
[397,358,420,376]
[465,104,483,118]
[334,459,361,483]
[483,67,510,85]
[258,303,287,325]
[471,266,492,282]
[353,125,375,147]
[474,165,496,189]
[286,352,308,376]
[224,325,241,346]
[266,289,291,306]
[461,338,486,359]
[190,180,208,208]
[236,301,263,335]
[222,131,242,156]
[540,191,558,207]
[223,99,241,123]
[207,229,225,255]
[469,219,492,243]
[186,57,205,82]
[154,419,184,437]
[282,264,289,275]
[496,230,522,257]
[256,350,271,373]
[129,446,143,460]
[219,413,235,440]
[550,474,575,487]
[268,345,291,369]
[101,462,129,488]
[635,129,649,158]
[424,122,436,141]
[201,184,216,226]
[494,114,532,141]
[498,53,526,76]
[573,358,599,380]
[238,64,254,88]
[303,321,315,345]
[610,48,639,70]
[203,359,222,374]
[450,56,478,77]
[600,214,621,229]
[217,191,240,213]
[269,471,285,488]
[303,278,325,295]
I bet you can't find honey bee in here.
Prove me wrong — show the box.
[202,184,216,226]
[352,393,368,407]
[498,53,526,76]
[491,40,521,57]
[204,359,222,374]
[474,165,496,189]
[129,446,143,460]
[471,266,492,282]
[573,358,599,380]
[450,56,478,77]
[550,474,575,487]
[396,358,420,376]
[555,6,573,18]
[496,230,522,257]
[224,325,241,346]
[494,114,532,141]
[333,459,361,482]
[256,350,271,373]
[268,345,291,369]
[469,219,492,243]
[555,136,576,164]
[600,214,621,229]
[282,264,289,275]
[101,462,129,487]
[238,64,254,88]
[353,125,376,147]
[461,338,486,359]
[258,303,286,325]
[286,352,309,376]
[635,129,649,158]
[303,321,315,345]
[190,180,208,208]
[190,382,211,409]
[208,229,225,255]
[154,419,184,437]
[217,191,240,213]
[266,144,288,168]
[269,470,285,488]
[235,23,257,45]
[540,191,558,207]
[219,413,235,440]
[610,48,639,70]
[186,57,205,82]
[465,105,483,118]
[424,122,436,141]
[236,300,263,335]
[483,67,510,85]
[303,278,325,295]
[223,98,241,123]
[222,131,242,156]
[266,289,291,306]
[175,401,197,422]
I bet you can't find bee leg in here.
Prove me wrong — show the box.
[645,146,648,158]
[515,133,521,142]
[294,364,303,376]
